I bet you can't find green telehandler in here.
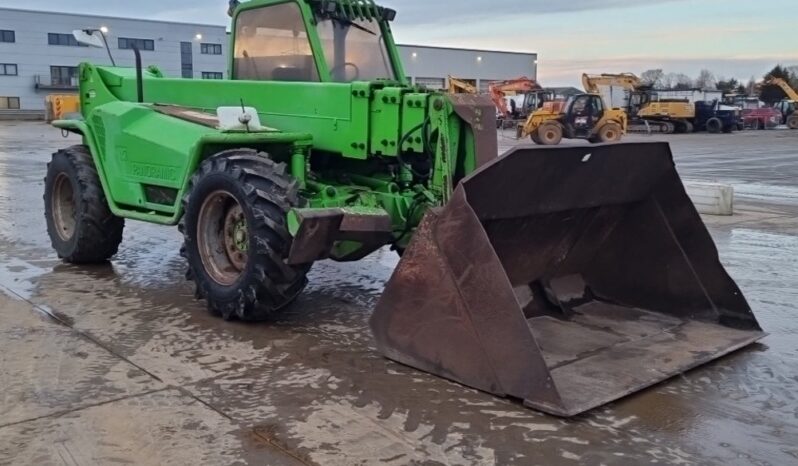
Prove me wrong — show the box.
[46,0,765,417]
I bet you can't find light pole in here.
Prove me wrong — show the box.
[84,28,116,66]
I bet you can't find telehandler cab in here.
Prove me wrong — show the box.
[45,0,764,417]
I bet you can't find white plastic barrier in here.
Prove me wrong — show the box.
[684,181,734,216]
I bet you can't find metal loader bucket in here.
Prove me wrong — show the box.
[370,142,765,417]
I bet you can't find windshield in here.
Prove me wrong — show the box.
[234,2,319,82]
[316,16,396,82]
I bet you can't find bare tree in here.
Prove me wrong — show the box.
[673,74,693,90]
[746,76,757,96]
[660,73,676,89]
[695,69,717,89]
[640,69,664,87]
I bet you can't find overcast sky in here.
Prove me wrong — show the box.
[2,0,795,86]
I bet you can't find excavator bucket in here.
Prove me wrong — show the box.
[371,142,765,417]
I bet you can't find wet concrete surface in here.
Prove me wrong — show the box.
[1,121,797,465]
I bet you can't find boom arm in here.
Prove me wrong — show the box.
[766,77,798,102]
[447,76,478,95]
[582,73,641,93]
[489,77,541,118]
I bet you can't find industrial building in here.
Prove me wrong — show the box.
[0,7,537,116]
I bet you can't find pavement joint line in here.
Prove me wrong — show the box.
[0,282,165,385]
[250,427,316,466]
[0,387,171,430]
[175,386,314,464]
[174,386,234,421]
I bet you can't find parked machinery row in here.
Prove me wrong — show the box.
[582,73,742,134]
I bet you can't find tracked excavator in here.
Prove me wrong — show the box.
[583,73,697,133]
[44,0,765,417]
[766,77,798,129]
[447,75,478,95]
[449,76,548,128]
[488,77,543,126]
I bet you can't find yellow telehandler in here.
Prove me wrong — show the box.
[519,94,627,145]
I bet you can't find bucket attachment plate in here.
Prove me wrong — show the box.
[370,142,765,417]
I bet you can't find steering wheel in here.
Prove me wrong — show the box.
[329,62,360,82]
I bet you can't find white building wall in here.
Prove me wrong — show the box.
[0,8,538,113]
[397,45,538,90]
[0,8,227,111]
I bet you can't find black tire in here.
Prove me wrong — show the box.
[684,121,695,133]
[44,145,124,263]
[536,122,563,145]
[706,117,723,134]
[179,149,310,321]
[788,115,798,130]
[597,122,623,142]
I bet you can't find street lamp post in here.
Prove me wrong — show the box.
[84,28,116,66]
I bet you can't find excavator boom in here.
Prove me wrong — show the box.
[766,77,798,102]
[490,77,542,118]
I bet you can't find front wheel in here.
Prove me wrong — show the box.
[706,117,723,134]
[180,149,311,320]
[597,122,623,142]
[44,145,124,263]
[535,122,563,145]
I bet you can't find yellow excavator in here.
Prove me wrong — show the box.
[519,94,627,145]
[583,73,695,133]
[766,77,798,129]
[447,75,478,95]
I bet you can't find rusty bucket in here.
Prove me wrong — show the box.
[370,142,765,417]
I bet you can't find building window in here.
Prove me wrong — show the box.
[180,42,193,79]
[0,64,17,76]
[118,37,155,51]
[48,33,87,47]
[0,97,21,110]
[201,43,222,55]
[201,72,224,80]
[0,30,14,43]
[50,66,78,86]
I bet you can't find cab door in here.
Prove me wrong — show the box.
[565,95,604,138]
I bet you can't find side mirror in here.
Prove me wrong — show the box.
[72,29,105,48]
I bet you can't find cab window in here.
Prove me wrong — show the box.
[234,2,320,82]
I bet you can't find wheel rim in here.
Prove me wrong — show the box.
[51,173,77,241]
[197,190,248,286]
[604,128,617,140]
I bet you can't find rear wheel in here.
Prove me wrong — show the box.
[180,149,310,321]
[536,122,563,145]
[44,145,124,263]
[706,117,723,134]
[683,121,694,133]
[597,122,623,142]
[788,115,798,130]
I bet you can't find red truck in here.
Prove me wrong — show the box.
[742,107,782,130]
